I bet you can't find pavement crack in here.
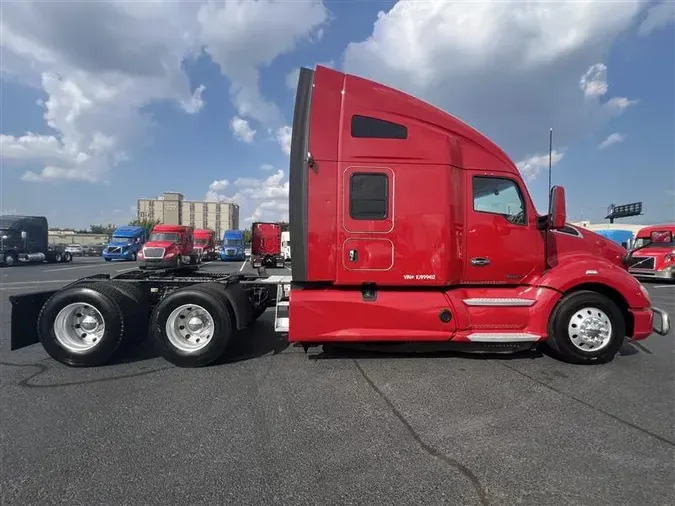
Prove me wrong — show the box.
[0,360,173,389]
[498,362,675,447]
[353,359,490,506]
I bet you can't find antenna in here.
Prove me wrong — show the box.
[544,128,553,271]
[548,128,553,205]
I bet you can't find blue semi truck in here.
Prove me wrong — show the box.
[220,229,246,261]
[102,225,146,261]
[594,229,634,250]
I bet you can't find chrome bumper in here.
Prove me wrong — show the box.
[652,307,671,336]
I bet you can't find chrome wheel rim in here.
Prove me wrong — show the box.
[165,304,214,353]
[568,307,613,352]
[54,302,106,353]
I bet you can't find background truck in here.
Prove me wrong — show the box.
[7,64,670,370]
[138,224,197,269]
[193,228,217,262]
[625,224,675,281]
[594,229,634,250]
[0,215,73,266]
[103,225,145,261]
[220,229,246,261]
[251,222,284,268]
[281,231,291,261]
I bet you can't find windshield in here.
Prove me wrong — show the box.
[112,236,134,244]
[224,239,242,246]
[633,237,675,249]
[149,232,180,243]
[195,238,209,245]
[0,217,19,228]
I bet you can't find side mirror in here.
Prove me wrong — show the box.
[20,230,27,239]
[548,185,567,230]
[650,230,673,243]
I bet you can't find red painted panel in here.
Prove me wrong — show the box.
[288,288,457,342]
[342,238,393,271]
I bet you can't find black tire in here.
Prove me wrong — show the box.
[189,254,198,265]
[131,252,137,261]
[54,252,63,263]
[63,252,72,263]
[3,252,17,267]
[547,290,626,365]
[37,283,130,366]
[149,283,234,367]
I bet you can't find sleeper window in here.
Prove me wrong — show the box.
[472,177,527,225]
[350,173,389,220]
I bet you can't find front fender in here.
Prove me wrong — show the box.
[538,257,650,309]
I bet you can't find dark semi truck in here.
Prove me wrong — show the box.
[0,215,73,267]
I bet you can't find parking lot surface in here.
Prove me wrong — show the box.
[1,259,673,506]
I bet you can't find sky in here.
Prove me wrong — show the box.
[1,0,673,230]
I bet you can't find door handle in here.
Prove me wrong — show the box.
[349,249,358,262]
[470,257,490,266]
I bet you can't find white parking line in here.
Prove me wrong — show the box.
[42,264,114,272]
[116,266,139,273]
[652,285,675,289]
[239,261,247,272]
[285,266,292,272]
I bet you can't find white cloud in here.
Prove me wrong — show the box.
[580,64,609,98]
[342,1,645,171]
[260,164,275,171]
[1,0,328,184]
[209,179,230,191]
[275,126,292,156]
[197,0,328,126]
[638,1,675,36]
[230,116,256,143]
[0,1,206,184]
[285,60,334,91]
[516,150,565,181]
[204,167,289,222]
[598,133,626,149]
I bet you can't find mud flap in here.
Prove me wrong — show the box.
[9,290,58,350]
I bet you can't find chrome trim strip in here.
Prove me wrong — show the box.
[463,298,536,307]
[652,307,671,336]
[466,333,540,342]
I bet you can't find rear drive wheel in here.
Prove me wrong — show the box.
[149,284,233,367]
[53,252,63,263]
[38,284,127,366]
[547,290,625,364]
[189,254,198,265]
[63,252,72,263]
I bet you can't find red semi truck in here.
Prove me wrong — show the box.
[193,228,217,262]
[626,224,675,281]
[138,224,198,269]
[251,222,284,268]
[8,65,670,369]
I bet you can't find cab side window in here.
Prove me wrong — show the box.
[349,172,389,220]
[472,176,527,225]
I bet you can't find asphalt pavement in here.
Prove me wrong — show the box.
[0,259,673,506]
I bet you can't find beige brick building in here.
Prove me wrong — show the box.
[137,191,239,239]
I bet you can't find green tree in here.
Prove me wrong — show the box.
[89,223,117,235]
[129,218,161,238]
[244,228,252,244]
[279,221,289,232]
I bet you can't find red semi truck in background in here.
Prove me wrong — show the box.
[627,224,675,281]
[251,222,284,268]
[8,64,670,369]
[138,224,197,269]
[193,228,217,262]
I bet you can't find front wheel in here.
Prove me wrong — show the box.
[547,290,625,365]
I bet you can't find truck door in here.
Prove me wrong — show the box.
[464,172,543,284]
[338,166,395,281]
